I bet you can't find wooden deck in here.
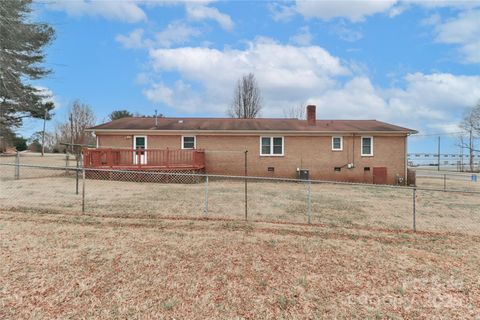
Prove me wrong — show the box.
[82,148,205,170]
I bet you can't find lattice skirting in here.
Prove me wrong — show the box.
[85,168,206,184]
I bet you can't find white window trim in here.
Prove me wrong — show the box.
[181,135,196,149]
[331,136,343,151]
[260,136,284,156]
[133,135,147,149]
[361,136,374,157]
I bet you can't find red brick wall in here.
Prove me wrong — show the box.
[97,135,132,148]
[148,135,180,149]
[96,133,407,184]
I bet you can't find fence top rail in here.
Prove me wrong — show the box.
[82,147,204,152]
[2,162,480,195]
[415,171,479,177]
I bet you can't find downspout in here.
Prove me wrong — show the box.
[405,133,409,184]
[352,133,355,167]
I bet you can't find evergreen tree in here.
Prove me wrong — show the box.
[0,0,55,132]
[109,110,134,121]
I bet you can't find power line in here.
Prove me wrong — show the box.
[411,132,464,137]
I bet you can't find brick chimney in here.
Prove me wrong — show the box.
[307,105,316,126]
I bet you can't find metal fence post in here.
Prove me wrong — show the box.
[443,174,446,191]
[65,153,69,175]
[412,187,416,232]
[76,158,79,195]
[244,150,248,221]
[204,175,209,217]
[307,181,312,224]
[82,162,86,214]
[14,151,20,180]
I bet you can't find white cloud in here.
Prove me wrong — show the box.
[278,1,479,24]
[135,72,151,85]
[382,74,480,133]
[48,0,147,23]
[144,39,349,113]
[268,2,297,22]
[410,0,480,10]
[46,0,234,29]
[311,77,390,119]
[115,29,150,49]
[185,2,234,30]
[387,72,480,113]
[142,38,480,133]
[155,21,201,47]
[295,0,398,22]
[144,80,204,113]
[143,82,174,106]
[116,22,201,49]
[420,13,441,26]
[35,86,62,109]
[433,10,480,63]
[289,27,313,46]
[330,22,363,42]
[308,72,480,133]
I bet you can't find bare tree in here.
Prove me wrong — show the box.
[283,103,306,119]
[458,102,480,172]
[472,101,480,133]
[228,73,262,118]
[54,100,96,156]
[30,131,55,153]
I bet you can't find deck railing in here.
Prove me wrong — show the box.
[82,148,205,169]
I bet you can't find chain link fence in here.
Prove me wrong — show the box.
[0,151,79,168]
[415,170,479,191]
[1,162,479,235]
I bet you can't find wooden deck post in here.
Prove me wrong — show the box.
[108,149,112,168]
[166,148,169,169]
[137,148,141,168]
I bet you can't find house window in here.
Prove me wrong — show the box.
[182,136,196,149]
[334,167,342,172]
[260,137,284,156]
[361,136,373,156]
[332,136,343,151]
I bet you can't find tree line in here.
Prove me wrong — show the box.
[14,103,156,154]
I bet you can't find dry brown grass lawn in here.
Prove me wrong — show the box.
[1,210,479,319]
[1,159,480,318]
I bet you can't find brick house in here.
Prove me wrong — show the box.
[85,105,416,184]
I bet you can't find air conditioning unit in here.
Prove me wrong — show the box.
[297,169,309,180]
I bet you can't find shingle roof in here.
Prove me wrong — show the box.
[89,117,417,133]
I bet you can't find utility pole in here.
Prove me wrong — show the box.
[41,108,47,156]
[437,136,440,171]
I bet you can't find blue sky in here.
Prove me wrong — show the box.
[22,0,480,153]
